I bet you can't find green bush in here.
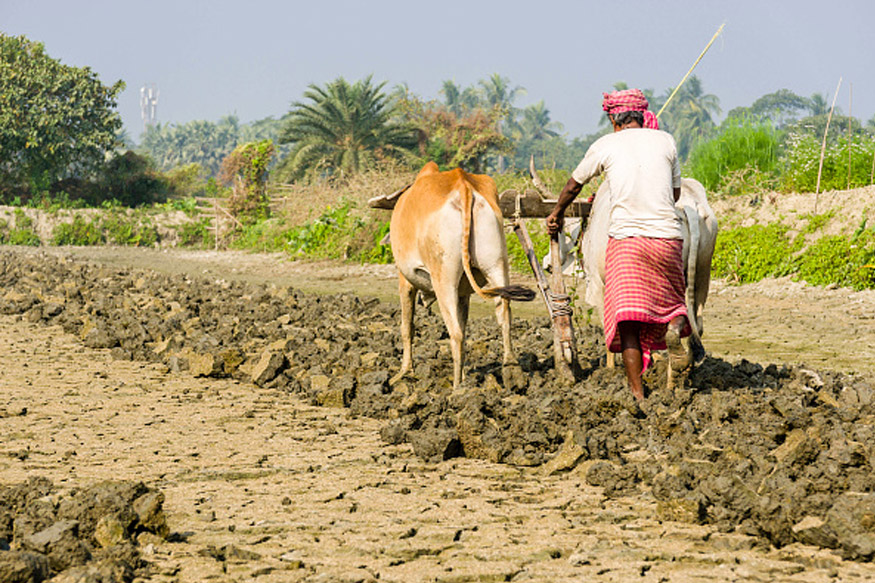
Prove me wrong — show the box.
[165,163,207,198]
[686,119,781,194]
[711,223,796,283]
[713,212,875,290]
[285,203,364,258]
[230,219,295,253]
[101,211,159,246]
[160,196,200,217]
[178,217,214,248]
[2,210,41,246]
[97,151,168,207]
[793,231,875,290]
[52,215,104,245]
[351,220,393,264]
[782,134,875,193]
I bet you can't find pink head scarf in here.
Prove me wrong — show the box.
[602,88,659,129]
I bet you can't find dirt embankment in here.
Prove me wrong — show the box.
[1,245,875,582]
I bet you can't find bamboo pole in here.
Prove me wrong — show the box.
[815,77,842,212]
[847,82,853,190]
[656,23,725,119]
[870,141,875,184]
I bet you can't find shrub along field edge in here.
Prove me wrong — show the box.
[2,176,874,291]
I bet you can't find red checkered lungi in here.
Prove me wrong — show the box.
[604,236,690,371]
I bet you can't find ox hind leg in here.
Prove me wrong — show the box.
[475,259,525,390]
[431,278,468,390]
[391,275,417,385]
[492,295,526,391]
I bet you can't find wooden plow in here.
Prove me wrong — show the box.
[368,169,590,382]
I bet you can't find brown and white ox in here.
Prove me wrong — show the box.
[579,177,719,371]
[389,162,535,390]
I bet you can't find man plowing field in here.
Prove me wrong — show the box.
[546,88,691,401]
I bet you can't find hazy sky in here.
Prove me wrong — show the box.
[4,0,874,142]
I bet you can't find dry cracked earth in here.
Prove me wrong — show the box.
[1,245,875,583]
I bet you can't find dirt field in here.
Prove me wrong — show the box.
[49,245,875,375]
[2,245,875,583]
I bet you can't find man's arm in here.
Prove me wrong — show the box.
[545,177,584,235]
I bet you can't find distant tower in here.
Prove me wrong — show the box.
[140,83,159,130]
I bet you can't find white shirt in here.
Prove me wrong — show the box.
[572,128,683,240]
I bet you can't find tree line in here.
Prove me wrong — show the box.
[3,31,875,208]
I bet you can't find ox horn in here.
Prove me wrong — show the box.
[528,155,554,200]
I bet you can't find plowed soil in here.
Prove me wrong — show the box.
[2,245,874,583]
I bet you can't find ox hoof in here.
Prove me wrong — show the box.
[390,370,415,386]
[502,362,526,392]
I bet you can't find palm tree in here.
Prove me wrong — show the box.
[478,74,525,172]
[479,74,525,113]
[517,101,562,141]
[278,76,418,182]
[808,93,829,117]
[509,101,565,169]
[659,76,721,159]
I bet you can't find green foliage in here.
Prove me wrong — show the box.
[51,211,158,247]
[781,133,875,193]
[506,220,550,274]
[138,115,291,177]
[177,218,214,248]
[165,163,208,198]
[139,116,236,175]
[711,224,796,283]
[285,204,364,258]
[219,140,275,224]
[793,231,875,290]
[278,76,418,182]
[0,34,124,195]
[686,119,782,194]
[657,76,721,160]
[51,215,105,246]
[725,89,812,128]
[96,151,168,207]
[798,210,834,234]
[714,213,875,290]
[160,196,200,216]
[2,210,41,246]
[21,190,89,211]
[229,219,295,253]
[360,221,393,264]
[399,100,511,172]
[100,211,159,246]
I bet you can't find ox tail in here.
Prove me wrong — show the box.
[459,180,536,303]
[681,204,706,362]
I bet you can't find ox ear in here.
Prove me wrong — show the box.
[416,161,440,179]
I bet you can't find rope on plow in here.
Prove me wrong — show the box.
[549,291,572,318]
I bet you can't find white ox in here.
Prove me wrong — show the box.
[579,177,719,365]
[389,162,534,390]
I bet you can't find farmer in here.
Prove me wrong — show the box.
[545,88,690,401]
